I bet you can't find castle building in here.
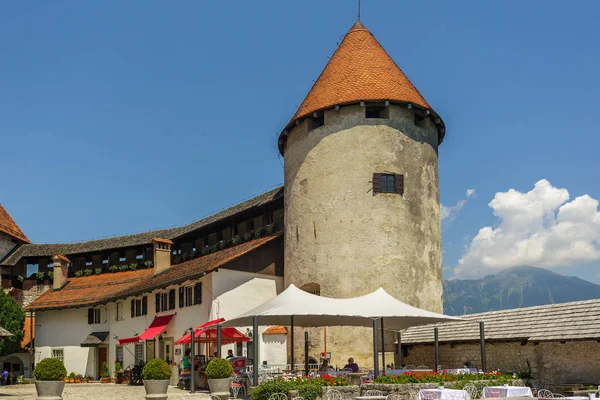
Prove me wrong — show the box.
[1,20,445,376]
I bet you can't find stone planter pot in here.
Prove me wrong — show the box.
[35,380,66,400]
[208,377,232,400]
[100,377,110,383]
[143,379,170,400]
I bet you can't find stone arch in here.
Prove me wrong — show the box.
[299,282,320,296]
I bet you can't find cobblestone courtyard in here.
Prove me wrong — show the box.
[0,383,211,399]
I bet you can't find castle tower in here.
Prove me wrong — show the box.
[279,21,446,367]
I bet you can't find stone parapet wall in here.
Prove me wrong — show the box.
[402,340,600,383]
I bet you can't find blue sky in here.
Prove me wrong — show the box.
[1,1,599,282]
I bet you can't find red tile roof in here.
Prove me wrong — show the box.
[26,233,281,311]
[263,326,287,335]
[152,237,173,245]
[279,21,444,153]
[0,204,30,243]
[21,317,34,349]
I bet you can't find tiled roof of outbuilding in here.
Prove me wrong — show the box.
[25,233,281,311]
[0,204,30,243]
[1,186,283,266]
[279,21,444,153]
[402,299,600,344]
[263,326,287,335]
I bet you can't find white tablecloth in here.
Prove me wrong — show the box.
[419,389,471,400]
[483,386,533,398]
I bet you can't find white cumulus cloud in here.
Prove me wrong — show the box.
[441,189,476,222]
[453,179,600,279]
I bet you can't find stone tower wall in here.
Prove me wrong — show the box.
[284,104,442,367]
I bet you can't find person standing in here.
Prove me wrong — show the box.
[226,349,234,359]
[180,349,192,390]
[2,369,8,385]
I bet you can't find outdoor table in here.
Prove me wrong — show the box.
[419,388,471,400]
[482,386,533,398]
[346,372,364,385]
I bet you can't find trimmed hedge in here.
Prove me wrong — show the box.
[142,359,172,380]
[206,358,233,379]
[33,358,67,381]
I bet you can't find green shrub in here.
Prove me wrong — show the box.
[143,261,153,268]
[114,362,121,378]
[83,269,92,276]
[142,359,171,380]
[33,358,67,381]
[74,270,83,277]
[119,265,128,272]
[47,271,53,280]
[250,378,324,400]
[109,265,119,273]
[94,268,102,275]
[205,358,233,379]
[129,263,137,270]
[253,227,263,239]
[69,372,76,378]
[17,275,24,282]
[36,272,46,280]
[243,232,252,241]
[232,236,242,245]
[266,223,275,234]
[100,362,109,378]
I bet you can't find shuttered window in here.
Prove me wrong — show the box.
[88,308,101,324]
[179,287,184,308]
[131,300,135,318]
[155,293,161,313]
[194,283,202,305]
[141,296,147,315]
[373,173,404,196]
[168,289,176,310]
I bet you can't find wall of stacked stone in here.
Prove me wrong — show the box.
[402,340,600,383]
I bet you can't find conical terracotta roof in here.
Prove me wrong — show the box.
[279,21,444,153]
[0,204,30,243]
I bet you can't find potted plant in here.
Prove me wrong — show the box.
[33,357,67,399]
[100,362,110,383]
[114,362,123,384]
[205,358,233,400]
[142,358,172,400]
[68,372,76,383]
[75,374,83,383]
[94,268,102,275]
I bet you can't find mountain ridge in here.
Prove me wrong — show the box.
[443,266,600,315]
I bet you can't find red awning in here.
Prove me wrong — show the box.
[118,314,175,345]
[174,325,249,345]
[174,318,225,345]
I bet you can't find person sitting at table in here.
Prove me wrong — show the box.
[343,357,359,372]
[318,359,333,373]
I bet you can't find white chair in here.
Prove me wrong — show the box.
[326,389,343,400]
[269,393,288,400]
[386,394,402,400]
[463,384,479,400]
[537,389,554,398]
[364,390,384,396]
[534,380,550,390]
[210,395,222,400]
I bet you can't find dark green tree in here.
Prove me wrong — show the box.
[0,289,25,356]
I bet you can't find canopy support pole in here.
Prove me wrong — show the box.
[217,324,222,358]
[397,331,401,368]
[304,331,309,377]
[253,316,258,387]
[380,318,385,371]
[479,321,486,372]
[190,327,195,394]
[372,319,379,379]
[434,326,439,373]
[290,316,294,372]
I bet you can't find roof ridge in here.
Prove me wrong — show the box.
[0,204,30,243]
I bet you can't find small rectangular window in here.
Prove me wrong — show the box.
[373,173,404,196]
[116,302,123,321]
[168,289,176,310]
[52,349,64,362]
[194,283,202,305]
[365,105,388,119]
[161,293,168,312]
[134,343,144,365]
[307,113,324,131]
[185,287,193,307]
[179,287,184,308]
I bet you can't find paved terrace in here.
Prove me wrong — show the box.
[0,383,210,399]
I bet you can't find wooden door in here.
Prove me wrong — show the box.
[97,347,107,379]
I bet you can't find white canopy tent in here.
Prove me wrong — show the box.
[223,284,460,384]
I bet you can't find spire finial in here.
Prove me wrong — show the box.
[358,0,361,20]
